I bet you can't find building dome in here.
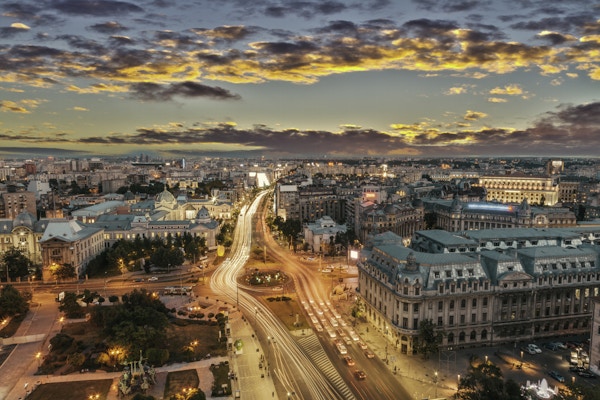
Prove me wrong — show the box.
[196,206,211,223]
[13,211,35,229]
[155,188,177,209]
[123,190,135,201]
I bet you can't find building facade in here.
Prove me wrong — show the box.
[424,197,576,232]
[39,220,104,282]
[479,174,559,205]
[357,231,600,356]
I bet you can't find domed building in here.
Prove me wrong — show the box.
[0,211,52,269]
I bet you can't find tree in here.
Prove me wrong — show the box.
[454,361,524,400]
[0,285,29,317]
[415,319,444,359]
[59,291,85,318]
[52,263,77,281]
[1,247,33,281]
[150,247,184,272]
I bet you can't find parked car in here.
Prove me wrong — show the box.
[527,344,542,354]
[148,276,158,281]
[364,350,375,359]
[548,370,565,383]
[343,356,355,366]
[544,343,560,351]
[578,370,596,379]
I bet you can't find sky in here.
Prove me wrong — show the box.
[0,0,599,159]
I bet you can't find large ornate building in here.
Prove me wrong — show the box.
[40,219,104,282]
[357,230,600,355]
[479,173,560,205]
[423,197,576,232]
[0,211,50,267]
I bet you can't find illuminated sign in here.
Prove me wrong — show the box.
[465,203,513,212]
[350,250,359,259]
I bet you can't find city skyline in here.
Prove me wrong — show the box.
[0,0,598,159]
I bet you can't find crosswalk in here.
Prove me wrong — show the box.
[297,335,356,400]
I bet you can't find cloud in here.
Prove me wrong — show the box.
[489,84,523,95]
[10,22,30,30]
[51,0,144,16]
[72,106,89,111]
[128,81,241,101]
[463,110,487,120]
[487,97,507,103]
[445,85,469,95]
[0,100,30,113]
[88,21,129,34]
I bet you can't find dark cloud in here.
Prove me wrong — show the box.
[109,36,134,46]
[88,21,129,34]
[403,18,459,41]
[52,0,144,16]
[0,27,29,39]
[314,20,358,35]
[510,14,595,34]
[128,81,241,101]
[535,32,574,45]
[1,2,42,20]
[192,26,256,42]
[262,1,347,19]
[56,35,106,53]
[413,0,486,13]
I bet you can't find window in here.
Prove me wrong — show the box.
[472,298,477,307]
[483,297,488,307]
[450,300,455,310]
[413,304,419,313]
[438,301,443,311]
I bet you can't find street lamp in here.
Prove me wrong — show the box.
[36,352,41,367]
[434,371,438,397]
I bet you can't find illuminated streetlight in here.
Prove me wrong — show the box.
[434,371,439,397]
[36,352,42,367]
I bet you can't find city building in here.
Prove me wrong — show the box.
[0,211,49,266]
[357,231,600,355]
[94,205,218,250]
[39,219,104,282]
[423,197,576,232]
[479,173,560,205]
[303,216,347,254]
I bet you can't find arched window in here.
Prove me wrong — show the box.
[481,330,487,340]
[447,333,455,343]
[470,331,476,340]
[459,332,466,342]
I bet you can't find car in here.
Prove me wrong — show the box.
[544,342,560,351]
[577,369,596,378]
[354,370,367,380]
[548,370,565,383]
[357,341,368,350]
[148,276,158,281]
[364,350,375,359]
[343,356,355,366]
[527,344,542,354]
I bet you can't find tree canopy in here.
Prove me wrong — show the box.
[454,361,523,400]
[0,285,29,317]
[1,247,33,281]
[415,319,444,359]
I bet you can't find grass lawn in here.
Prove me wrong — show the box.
[164,369,199,398]
[262,294,307,331]
[28,379,113,400]
[209,361,231,397]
